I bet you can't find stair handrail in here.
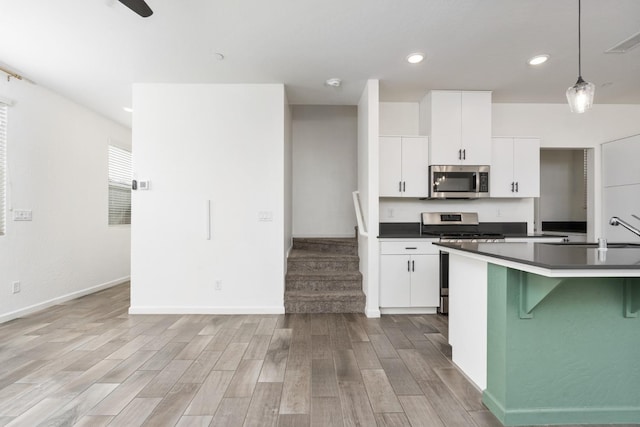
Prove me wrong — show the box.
[352,190,368,237]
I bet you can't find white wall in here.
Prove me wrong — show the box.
[284,98,293,261]
[292,106,357,238]
[130,84,287,314]
[358,80,380,318]
[379,102,420,136]
[0,78,131,323]
[539,149,586,222]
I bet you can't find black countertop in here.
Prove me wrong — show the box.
[434,242,640,270]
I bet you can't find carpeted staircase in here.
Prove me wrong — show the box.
[284,237,365,313]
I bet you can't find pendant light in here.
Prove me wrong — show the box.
[566,0,595,113]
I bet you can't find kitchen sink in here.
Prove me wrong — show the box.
[541,242,640,249]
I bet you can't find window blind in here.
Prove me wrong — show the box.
[108,145,132,225]
[0,103,7,235]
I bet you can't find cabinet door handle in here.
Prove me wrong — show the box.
[515,182,519,192]
[511,182,514,192]
[463,149,466,160]
[405,247,417,250]
[458,149,462,160]
[407,260,411,272]
[402,181,406,192]
[412,260,415,272]
[399,181,402,192]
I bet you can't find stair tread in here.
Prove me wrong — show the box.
[294,237,356,245]
[285,290,365,297]
[288,249,358,259]
[286,270,361,277]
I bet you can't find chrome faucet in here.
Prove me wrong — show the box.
[609,215,640,238]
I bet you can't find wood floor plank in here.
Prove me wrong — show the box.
[279,365,311,414]
[106,335,156,360]
[143,383,200,427]
[343,313,370,342]
[258,348,289,383]
[337,382,377,427]
[255,317,278,336]
[360,369,403,413]
[38,383,119,426]
[379,358,422,396]
[467,409,505,427]
[139,341,187,371]
[397,349,438,382]
[418,379,478,427]
[88,370,157,415]
[369,334,400,359]
[374,412,412,427]
[174,335,213,360]
[433,367,484,411]
[184,370,234,416]
[243,334,271,360]
[205,328,236,351]
[310,314,329,335]
[5,397,71,427]
[175,415,214,427]
[210,397,251,427]
[311,335,332,360]
[277,414,310,427]
[310,397,343,427]
[177,350,222,383]
[243,382,282,427]
[333,350,361,383]
[382,328,414,350]
[224,359,263,398]
[99,350,157,383]
[213,342,249,370]
[57,359,121,397]
[137,359,192,398]
[351,341,382,369]
[311,358,338,397]
[398,395,445,427]
[72,415,114,426]
[108,397,161,426]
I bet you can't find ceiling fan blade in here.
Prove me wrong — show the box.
[118,0,153,17]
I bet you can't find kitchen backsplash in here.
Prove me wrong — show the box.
[379,197,535,230]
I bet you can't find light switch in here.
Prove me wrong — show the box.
[258,211,273,222]
[13,210,32,221]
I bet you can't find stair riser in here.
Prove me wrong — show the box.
[287,260,359,273]
[285,280,362,292]
[284,300,365,314]
[292,240,358,256]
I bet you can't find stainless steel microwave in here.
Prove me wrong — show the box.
[429,165,490,199]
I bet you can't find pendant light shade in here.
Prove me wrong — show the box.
[566,0,594,113]
[566,77,595,113]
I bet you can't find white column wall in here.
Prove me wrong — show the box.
[0,78,131,322]
[358,80,380,318]
[130,83,286,314]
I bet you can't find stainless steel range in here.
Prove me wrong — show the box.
[421,212,505,243]
[421,212,504,315]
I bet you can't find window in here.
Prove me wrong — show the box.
[108,145,132,225]
[0,103,7,235]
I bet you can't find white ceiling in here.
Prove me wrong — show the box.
[1,0,639,128]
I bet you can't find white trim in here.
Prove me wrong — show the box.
[352,191,368,237]
[292,234,355,238]
[365,308,381,318]
[380,307,438,315]
[0,276,130,324]
[128,305,286,315]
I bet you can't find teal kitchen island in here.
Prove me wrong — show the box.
[434,242,640,426]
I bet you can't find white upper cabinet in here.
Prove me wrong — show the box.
[422,91,492,165]
[379,136,429,197]
[491,137,540,198]
[602,134,640,187]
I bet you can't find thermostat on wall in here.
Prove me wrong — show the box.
[139,180,150,190]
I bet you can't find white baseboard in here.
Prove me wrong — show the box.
[0,276,130,324]
[128,305,286,315]
[380,307,438,315]
[366,308,381,318]
[292,234,355,238]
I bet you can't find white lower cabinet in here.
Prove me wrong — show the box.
[379,241,440,311]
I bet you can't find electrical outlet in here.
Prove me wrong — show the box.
[215,280,222,291]
[12,281,20,294]
[13,210,32,221]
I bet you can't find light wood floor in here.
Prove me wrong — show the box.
[0,283,629,427]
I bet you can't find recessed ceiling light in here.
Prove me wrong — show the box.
[214,52,225,61]
[123,107,133,113]
[325,78,342,87]
[528,54,549,66]
[406,53,425,64]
